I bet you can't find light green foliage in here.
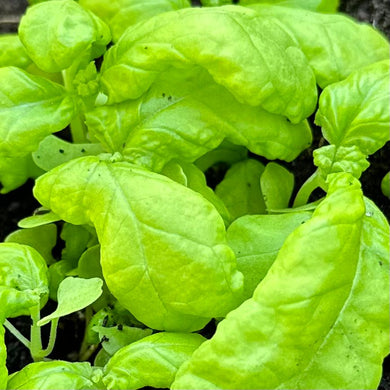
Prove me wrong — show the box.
[227,212,311,299]
[79,0,190,42]
[161,161,231,224]
[103,332,205,390]
[173,173,390,389]
[93,325,152,355]
[18,211,60,229]
[216,159,266,220]
[260,162,294,210]
[314,145,370,179]
[248,5,389,87]
[202,0,233,5]
[0,34,32,69]
[5,224,57,265]
[6,361,104,390]
[19,0,110,72]
[48,261,74,301]
[0,67,78,157]
[381,172,390,199]
[316,60,390,155]
[33,136,104,172]
[34,156,243,331]
[0,155,42,194]
[0,243,48,318]
[241,0,339,12]
[100,6,317,123]
[38,277,103,326]
[87,68,312,171]
[0,325,7,389]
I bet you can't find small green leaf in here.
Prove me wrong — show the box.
[314,145,370,179]
[227,212,311,299]
[103,332,205,390]
[18,211,61,229]
[33,136,104,172]
[0,34,32,69]
[38,277,103,326]
[260,162,294,210]
[5,224,57,265]
[315,60,390,155]
[94,325,153,355]
[19,0,110,72]
[216,159,266,220]
[0,243,48,318]
[6,361,103,390]
[0,67,78,158]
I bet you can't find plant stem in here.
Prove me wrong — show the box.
[4,320,30,349]
[30,305,44,362]
[41,318,59,357]
[293,170,321,208]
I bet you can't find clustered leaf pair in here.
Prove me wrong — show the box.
[0,0,389,389]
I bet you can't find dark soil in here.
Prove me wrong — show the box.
[0,0,389,389]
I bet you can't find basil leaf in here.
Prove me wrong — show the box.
[6,361,104,390]
[19,0,110,73]
[0,34,32,69]
[0,67,78,158]
[0,243,49,318]
[100,6,316,122]
[381,172,390,199]
[249,5,389,87]
[173,173,389,390]
[0,325,7,390]
[215,159,266,220]
[103,333,205,390]
[38,277,103,326]
[227,212,311,299]
[79,0,190,42]
[5,224,57,265]
[34,156,243,331]
[241,0,339,12]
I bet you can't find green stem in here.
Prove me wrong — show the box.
[4,320,30,349]
[61,69,87,143]
[293,170,321,208]
[30,305,44,362]
[41,318,59,357]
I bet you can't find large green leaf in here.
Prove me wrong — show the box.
[19,0,110,72]
[79,0,190,42]
[0,67,78,158]
[172,173,389,389]
[315,60,390,155]
[6,361,103,390]
[0,243,49,319]
[248,5,389,87]
[34,156,243,331]
[103,332,205,390]
[100,6,316,122]
[87,68,312,171]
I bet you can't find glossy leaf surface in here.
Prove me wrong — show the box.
[103,332,205,390]
[0,67,78,157]
[0,34,32,69]
[34,156,243,331]
[248,5,389,87]
[101,6,317,122]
